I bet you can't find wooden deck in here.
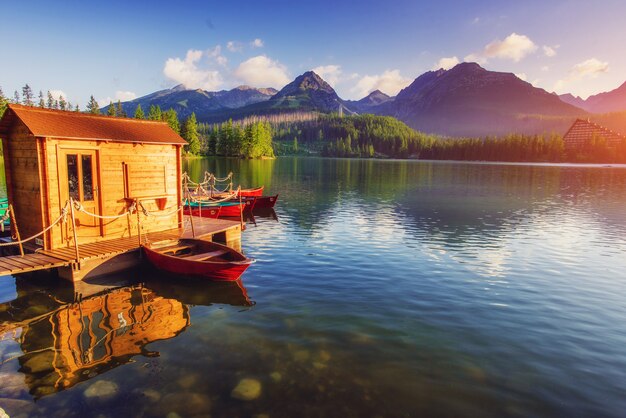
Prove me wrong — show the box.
[0,216,241,278]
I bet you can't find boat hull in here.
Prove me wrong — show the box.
[239,186,264,197]
[143,240,253,281]
[252,194,278,209]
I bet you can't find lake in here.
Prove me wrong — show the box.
[1,157,626,417]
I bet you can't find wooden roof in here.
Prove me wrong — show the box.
[563,118,625,148]
[0,104,187,145]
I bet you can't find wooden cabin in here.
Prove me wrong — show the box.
[563,118,626,151]
[0,104,187,251]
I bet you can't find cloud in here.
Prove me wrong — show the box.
[234,55,290,88]
[554,58,610,92]
[465,33,537,63]
[163,48,224,90]
[570,58,609,77]
[351,69,411,98]
[433,56,460,70]
[542,45,557,57]
[312,65,342,87]
[207,45,227,66]
[251,38,264,48]
[227,41,243,52]
[115,91,137,101]
[541,65,550,72]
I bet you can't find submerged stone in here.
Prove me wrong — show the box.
[83,380,119,400]
[231,378,262,401]
[160,392,210,415]
[269,372,282,382]
[0,406,8,418]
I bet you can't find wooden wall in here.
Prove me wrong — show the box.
[45,139,182,250]
[2,121,45,242]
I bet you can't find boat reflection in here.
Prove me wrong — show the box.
[0,272,254,399]
[245,208,279,226]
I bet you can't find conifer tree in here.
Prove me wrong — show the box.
[38,91,45,107]
[147,105,162,121]
[53,99,59,110]
[46,91,54,108]
[74,104,80,112]
[22,84,34,106]
[116,100,126,117]
[13,91,20,104]
[163,108,179,133]
[86,95,100,114]
[182,113,200,155]
[134,104,145,119]
[59,96,67,111]
[107,101,116,116]
[0,87,7,117]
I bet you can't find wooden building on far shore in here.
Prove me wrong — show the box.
[563,118,626,151]
[0,104,187,251]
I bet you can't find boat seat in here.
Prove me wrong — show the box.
[158,244,195,254]
[183,250,229,261]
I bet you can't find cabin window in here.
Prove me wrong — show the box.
[67,154,79,200]
[82,155,94,201]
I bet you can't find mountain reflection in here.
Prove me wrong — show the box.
[0,274,253,399]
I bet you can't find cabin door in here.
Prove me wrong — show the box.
[60,150,103,241]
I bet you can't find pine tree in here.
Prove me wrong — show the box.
[53,99,59,110]
[21,84,34,106]
[0,87,7,118]
[74,104,80,112]
[59,96,67,111]
[107,101,116,116]
[13,90,20,104]
[116,100,126,117]
[163,108,179,133]
[147,105,162,121]
[46,91,54,108]
[86,95,100,114]
[38,91,45,108]
[182,113,200,155]
[134,104,145,119]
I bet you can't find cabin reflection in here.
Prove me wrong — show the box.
[0,274,253,399]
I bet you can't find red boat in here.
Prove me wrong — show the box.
[252,194,278,209]
[183,205,221,218]
[143,239,254,281]
[239,186,264,197]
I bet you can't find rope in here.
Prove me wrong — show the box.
[182,172,211,187]
[211,172,233,183]
[211,182,233,194]
[0,201,70,247]
[138,202,183,218]
[73,201,136,220]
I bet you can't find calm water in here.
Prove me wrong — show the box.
[1,157,626,417]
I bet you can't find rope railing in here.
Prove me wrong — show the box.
[73,200,137,220]
[0,201,70,247]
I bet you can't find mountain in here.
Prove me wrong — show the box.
[559,93,588,110]
[346,90,393,113]
[375,62,585,137]
[197,71,354,123]
[102,85,277,119]
[559,82,626,113]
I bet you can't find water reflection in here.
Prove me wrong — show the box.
[0,273,253,400]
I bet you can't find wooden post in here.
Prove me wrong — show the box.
[189,209,196,238]
[136,200,142,248]
[238,187,244,230]
[8,204,24,257]
[69,199,80,262]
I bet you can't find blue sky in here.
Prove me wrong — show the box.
[2,0,625,107]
